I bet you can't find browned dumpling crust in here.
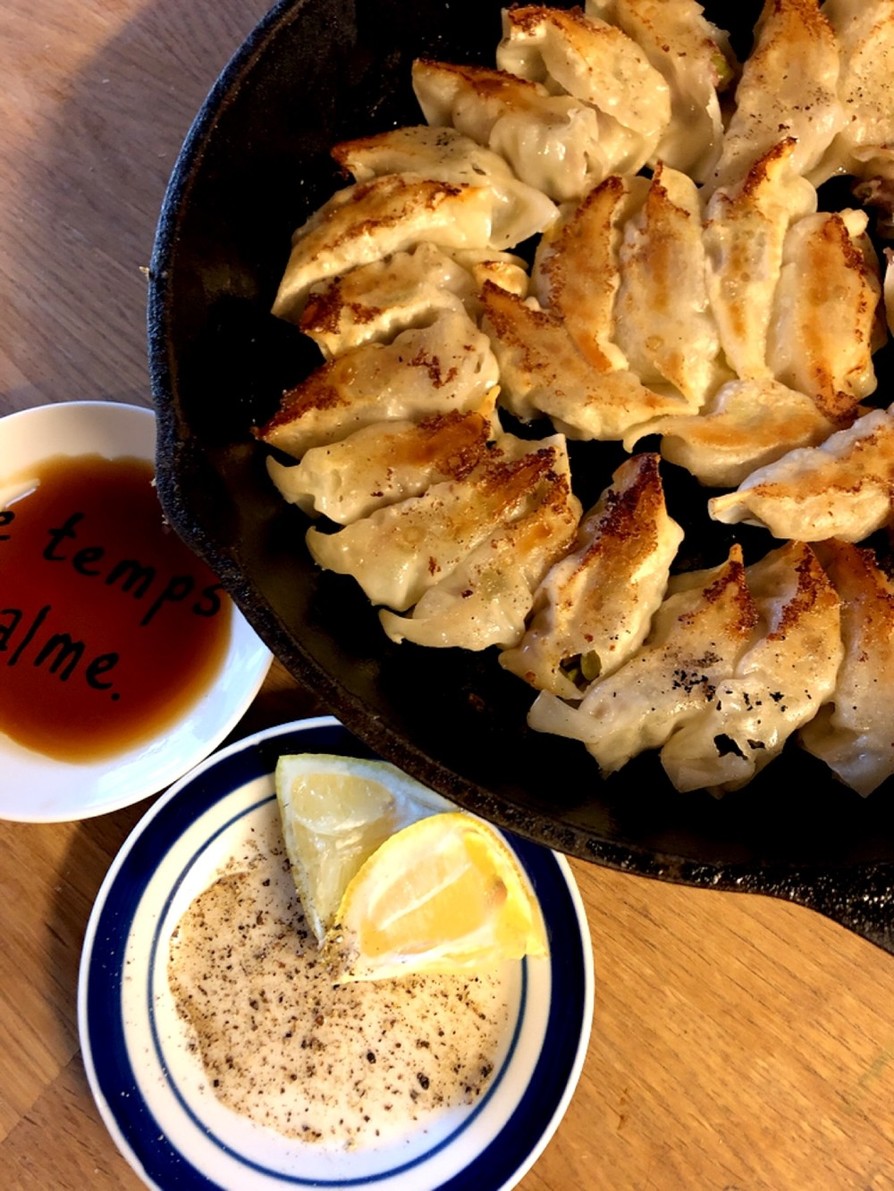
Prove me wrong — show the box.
[305,438,570,612]
[613,163,726,403]
[499,452,682,697]
[709,406,894,542]
[625,379,842,490]
[800,539,894,795]
[298,243,528,360]
[527,546,759,775]
[660,542,842,793]
[266,397,499,525]
[766,208,883,419]
[709,0,844,192]
[704,139,818,383]
[379,436,581,650]
[480,281,693,440]
[533,173,639,372]
[329,126,557,251]
[256,311,498,458]
[528,541,842,792]
[272,175,503,320]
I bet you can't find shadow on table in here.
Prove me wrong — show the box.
[11,0,272,408]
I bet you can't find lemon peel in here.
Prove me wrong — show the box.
[274,752,452,944]
[326,810,548,983]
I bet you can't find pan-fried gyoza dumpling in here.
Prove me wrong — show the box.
[266,394,499,524]
[531,167,721,406]
[496,5,671,176]
[585,0,737,181]
[299,243,528,359]
[479,281,692,441]
[256,310,499,458]
[625,378,843,488]
[331,126,557,251]
[499,452,683,697]
[817,0,894,184]
[800,539,894,795]
[411,59,608,203]
[272,174,514,320]
[660,542,842,794]
[709,406,894,542]
[613,163,726,405]
[379,437,581,650]
[766,209,884,419]
[527,546,758,775]
[709,0,844,193]
[533,173,645,372]
[306,438,566,612]
[703,139,817,382]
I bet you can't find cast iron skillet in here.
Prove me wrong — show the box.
[148,0,894,951]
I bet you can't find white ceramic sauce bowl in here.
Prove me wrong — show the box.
[0,400,272,821]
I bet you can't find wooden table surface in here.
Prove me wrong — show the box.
[2,1,894,1187]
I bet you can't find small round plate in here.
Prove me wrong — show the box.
[78,717,594,1191]
[0,400,272,821]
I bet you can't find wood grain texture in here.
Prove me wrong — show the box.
[2,1,894,1188]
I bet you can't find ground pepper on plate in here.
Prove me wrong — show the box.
[167,828,511,1149]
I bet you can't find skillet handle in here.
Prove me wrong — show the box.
[750,865,894,955]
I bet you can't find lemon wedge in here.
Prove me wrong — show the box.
[327,811,548,983]
[274,753,452,943]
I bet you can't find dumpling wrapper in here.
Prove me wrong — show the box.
[800,538,894,796]
[255,310,499,458]
[709,406,894,543]
[703,139,817,382]
[411,58,609,203]
[266,395,499,525]
[660,541,842,794]
[818,0,894,182]
[613,163,726,405]
[272,174,507,320]
[479,282,692,441]
[626,378,841,489]
[379,436,581,650]
[709,0,845,193]
[533,173,644,373]
[497,4,671,174]
[306,437,565,612]
[504,171,707,425]
[499,452,683,698]
[330,125,557,252]
[528,546,758,775]
[766,209,884,419]
[585,0,737,182]
[299,242,528,359]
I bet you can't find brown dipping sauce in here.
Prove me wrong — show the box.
[0,453,231,762]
